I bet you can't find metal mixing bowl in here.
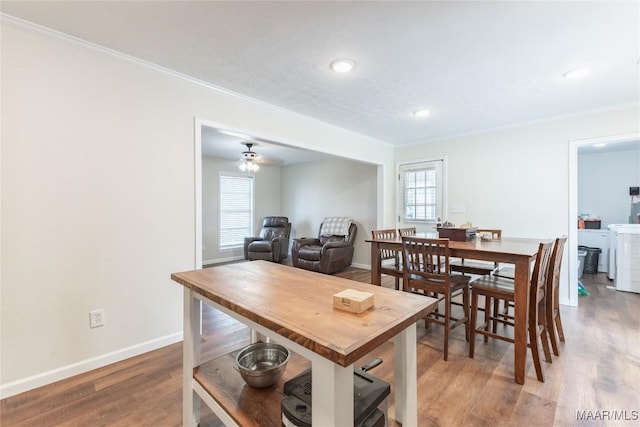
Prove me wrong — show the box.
[235,342,290,388]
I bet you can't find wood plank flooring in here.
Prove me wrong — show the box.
[2,266,638,426]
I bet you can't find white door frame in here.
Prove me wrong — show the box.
[194,117,203,269]
[568,131,640,306]
[194,117,265,269]
[395,156,448,231]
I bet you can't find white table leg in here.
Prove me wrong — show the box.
[312,359,354,426]
[394,323,417,426]
[250,329,268,343]
[183,289,201,427]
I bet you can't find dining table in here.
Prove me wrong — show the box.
[365,232,552,384]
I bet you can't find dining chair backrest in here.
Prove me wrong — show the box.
[530,241,554,305]
[547,236,567,295]
[402,236,470,361]
[371,229,399,262]
[398,227,417,237]
[546,236,567,353]
[402,237,450,284]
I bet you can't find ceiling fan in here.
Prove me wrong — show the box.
[239,142,261,173]
[238,142,285,173]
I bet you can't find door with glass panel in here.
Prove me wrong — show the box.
[397,159,444,234]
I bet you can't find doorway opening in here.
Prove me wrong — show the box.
[193,117,385,270]
[568,132,640,306]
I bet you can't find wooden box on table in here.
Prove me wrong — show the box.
[437,227,477,241]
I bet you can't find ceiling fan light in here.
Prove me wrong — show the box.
[238,142,260,173]
[239,159,260,172]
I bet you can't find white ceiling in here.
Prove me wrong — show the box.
[200,126,335,165]
[2,1,639,161]
[578,138,640,154]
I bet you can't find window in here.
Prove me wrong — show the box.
[219,173,254,250]
[399,160,443,223]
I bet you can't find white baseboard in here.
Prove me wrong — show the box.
[202,255,244,266]
[0,331,183,399]
[351,262,370,270]
[560,297,574,307]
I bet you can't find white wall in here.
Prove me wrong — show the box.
[201,157,282,264]
[0,20,394,396]
[578,148,640,226]
[281,158,378,267]
[395,106,640,306]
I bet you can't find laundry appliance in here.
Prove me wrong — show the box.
[607,224,640,281]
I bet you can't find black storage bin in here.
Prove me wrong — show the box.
[584,220,601,229]
[582,246,601,274]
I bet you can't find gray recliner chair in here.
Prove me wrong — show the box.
[244,216,291,263]
[291,218,357,274]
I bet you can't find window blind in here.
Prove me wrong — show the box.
[219,173,254,250]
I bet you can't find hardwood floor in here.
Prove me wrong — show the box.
[2,266,638,426]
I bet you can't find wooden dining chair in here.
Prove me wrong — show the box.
[450,229,503,276]
[468,241,553,382]
[371,229,402,290]
[398,227,416,237]
[401,236,471,361]
[494,237,567,341]
[546,236,567,356]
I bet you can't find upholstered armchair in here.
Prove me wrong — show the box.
[244,216,291,263]
[291,217,357,274]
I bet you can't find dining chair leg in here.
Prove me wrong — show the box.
[483,295,490,343]
[528,310,544,382]
[539,305,553,363]
[546,280,562,356]
[555,310,565,342]
[492,298,499,334]
[541,327,553,363]
[443,292,450,361]
[469,289,478,358]
[555,312,565,342]
[463,286,470,342]
[547,310,560,356]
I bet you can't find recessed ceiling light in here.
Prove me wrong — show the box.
[412,109,430,118]
[330,59,355,73]
[563,66,593,80]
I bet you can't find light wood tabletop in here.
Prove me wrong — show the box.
[172,260,436,367]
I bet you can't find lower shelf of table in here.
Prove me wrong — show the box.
[193,347,311,427]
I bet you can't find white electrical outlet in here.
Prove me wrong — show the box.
[90,309,105,328]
